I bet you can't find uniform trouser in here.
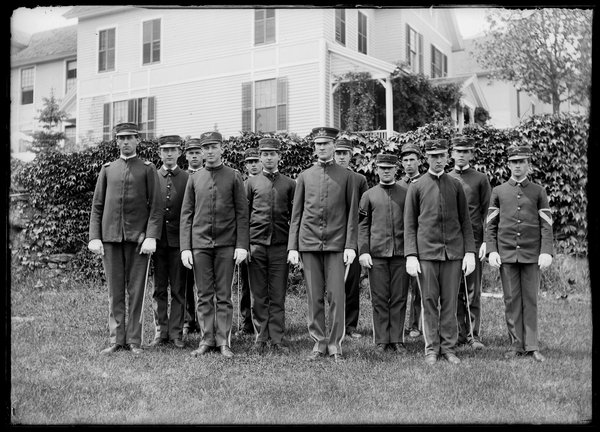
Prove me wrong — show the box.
[183,268,198,330]
[301,251,346,355]
[418,259,461,356]
[457,255,483,343]
[248,244,288,344]
[151,245,186,340]
[103,242,149,346]
[368,256,409,345]
[407,277,421,331]
[344,257,361,332]
[239,261,254,332]
[192,247,235,347]
[500,262,540,353]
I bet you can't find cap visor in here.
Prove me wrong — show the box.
[376,163,396,168]
[426,149,447,155]
[314,138,334,143]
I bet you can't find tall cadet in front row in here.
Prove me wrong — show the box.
[486,144,553,363]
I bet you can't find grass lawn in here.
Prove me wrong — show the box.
[9,262,592,425]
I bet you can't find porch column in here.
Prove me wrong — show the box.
[385,76,394,138]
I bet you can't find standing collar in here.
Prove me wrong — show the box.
[205,163,224,172]
[454,164,471,173]
[120,154,138,161]
[160,165,180,176]
[509,177,529,187]
[428,169,445,178]
[317,158,335,167]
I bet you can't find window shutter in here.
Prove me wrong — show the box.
[418,34,423,73]
[103,103,111,141]
[128,99,136,123]
[431,45,435,77]
[333,91,340,129]
[277,77,288,131]
[443,54,447,77]
[242,81,253,131]
[147,97,156,139]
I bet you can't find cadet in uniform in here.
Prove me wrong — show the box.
[333,138,368,340]
[246,138,296,354]
[237,148,263,336]
[404,139,476,365]
[398,142,423,339]
[89,122,163,355]
[150,135,189,349]
[486,144,553,363]
[358,154,409,354]
[449,136,491,350]
[180,131,249,359]
[182,138,203,337]
[288,127,358,363]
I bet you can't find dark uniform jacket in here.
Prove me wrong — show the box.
[288,160,358,252]
[247,171,296,246]
[180,163,249,251]
[157,165,189,248]
[89,156,163,243]
[485,178,554,263]
[359,183,407,258]
[448,166,491,247]
[351,170,369,206]
[398,172,422,188]
[404,171,475,260]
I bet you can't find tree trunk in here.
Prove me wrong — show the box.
[552,92,561,115]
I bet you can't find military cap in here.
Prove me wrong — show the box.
[400,142,422,157]
[258,137,281,152]
[185,138,203,151]
[244,147,260,161]
[451,136,475,150]
[158,135,182,149]
[334,138,353,152]
[424,139,449,155]
[507,144,532,161]
[199,131,223,146]
[114,122,139,136]
[375,153,398,167]
[311,126,339,143]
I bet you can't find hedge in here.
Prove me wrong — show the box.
[11,113,588,280]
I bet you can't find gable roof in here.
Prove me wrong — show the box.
[431,73,489,110]
[11,25,77,68]
[453,36,496,77]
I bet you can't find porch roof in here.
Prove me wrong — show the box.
[328,42,397,82]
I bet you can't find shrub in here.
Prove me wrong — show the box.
[11,114,588,280]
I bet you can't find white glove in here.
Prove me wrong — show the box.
[478,243,487,261]
[406,256,421,277]
[538,253,553,269]
[344,249,356,265]
[233,248,248,265]
[358,253,372,269]
[462,252,476,276]
[181,250,193,269]
[488,251,502,268]
[88,239,104,256]
[287,250,300,265]
[140,237,156,254]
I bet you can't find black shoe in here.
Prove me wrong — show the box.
[331,353,345,363]
[504,350,523,359]
[171,338,185,349]
[271,343,290,354]
[442,353,461,364]
[347,329,362,339]
[252,341,268,355]
[391,343,407,354]
[307,351,324,361]
[100,344,124,355]
[128,344,143,355]
[375,343,387,354]
[191,344,212,357]
[149,337,168,347]
[424,353,438,365]
[528,350,545,362]
[220,345,234,359]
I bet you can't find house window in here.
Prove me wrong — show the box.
[431,45,447,78]
[143,19,161,64]
[64,125,76,146]
[66,60,77,93]
[358,12,367,54]
[21,67,34,105]
[98,28,116,72]
[103,97,156,141]
[255,9,275,45]
[241,77,288,133]
[406,25,423,73]
[335,9,346,45]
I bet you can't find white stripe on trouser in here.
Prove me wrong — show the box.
[463,270,474,340]
[227,265,238,348]
[367,273,376,344]
[415,273,429,355]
